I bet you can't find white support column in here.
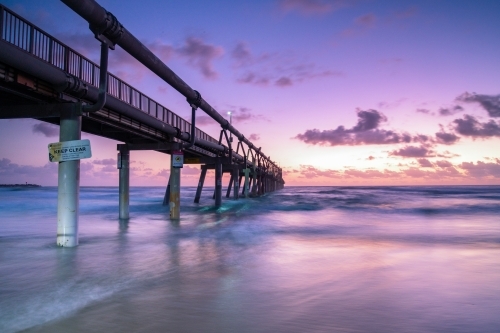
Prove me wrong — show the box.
[57,111,81,247]
[118,149,130,219]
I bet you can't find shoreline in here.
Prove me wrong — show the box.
[0,184,41,187]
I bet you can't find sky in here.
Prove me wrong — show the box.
[1,0,500,186]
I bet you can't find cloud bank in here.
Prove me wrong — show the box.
[294,109,428,146]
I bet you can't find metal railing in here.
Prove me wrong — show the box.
[0,4,217,145]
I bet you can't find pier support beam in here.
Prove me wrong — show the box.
[215,157,222,207]
[56,111,81,247]
[194,166,207,203]
[169,154,181,219]
[163,178,170,206]
[243,168,250,198]
[226,174,234,198]
[233,166,239,200]
[118,149,130,219]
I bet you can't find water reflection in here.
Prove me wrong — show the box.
[1,186,499,332]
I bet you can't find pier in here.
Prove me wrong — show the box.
[0,1,284,247]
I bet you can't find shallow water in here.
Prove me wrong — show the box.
[1,186,500,332]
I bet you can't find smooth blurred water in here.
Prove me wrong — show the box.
[1,186,500,333]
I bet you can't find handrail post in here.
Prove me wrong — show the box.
[0,6,5,41]
[28,24,34,54]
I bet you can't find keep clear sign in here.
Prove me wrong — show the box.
[48,139,92,162]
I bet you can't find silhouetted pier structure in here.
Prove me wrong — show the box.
[0,2,284,247]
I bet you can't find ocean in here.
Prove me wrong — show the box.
[1,185,499,333]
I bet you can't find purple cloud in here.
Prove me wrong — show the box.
[100,165,117,173]
[355,13,376,27]
[237,72,270,86]
[416,108,432,115]
[233,42,342,87]
[230,107,268,124]
[32,122,58,137]
[156,169,169,179]
[176,37,224,79]
[231,42,268,68]
[341,13,377,37]
[377,98,406,109]
[276,77,293,87]
[390,145,433,158]
[394,6,418,19]
[248,133,260,141]
[295,109,423,146]
[435,128,460,145]
[232,42,252,66]
[93,158,116,166]
[196,115,213,126]
[278,0,347,15]
[0,158,57,185]
[452,115,500,137]
[456,92,500,118]
[438,105,463,116]
[352,109,386,131]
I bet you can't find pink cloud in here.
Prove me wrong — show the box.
[283,159,500,184]
[297,165,342,178]
[459,161,500,178]
[418,158,433,168]
[436,160,453,168]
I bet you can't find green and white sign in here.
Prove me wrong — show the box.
[48,139,92,162]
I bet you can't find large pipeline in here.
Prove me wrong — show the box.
[60,0,279,171]
[0,39,227,154]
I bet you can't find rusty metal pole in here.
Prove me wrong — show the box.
[118,148,129,219]
[169,153,181,219]
[251,156,257,197]
[233,166,239,200]
[243,168,250,198]
[215,157,222,207]
[226,174,233,198]
[194,166,207,203]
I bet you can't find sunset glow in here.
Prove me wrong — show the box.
[1,0,499,186]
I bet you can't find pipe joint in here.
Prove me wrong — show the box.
[90,10,123,49]
[186,90,202,109]
[63,74,88,97]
